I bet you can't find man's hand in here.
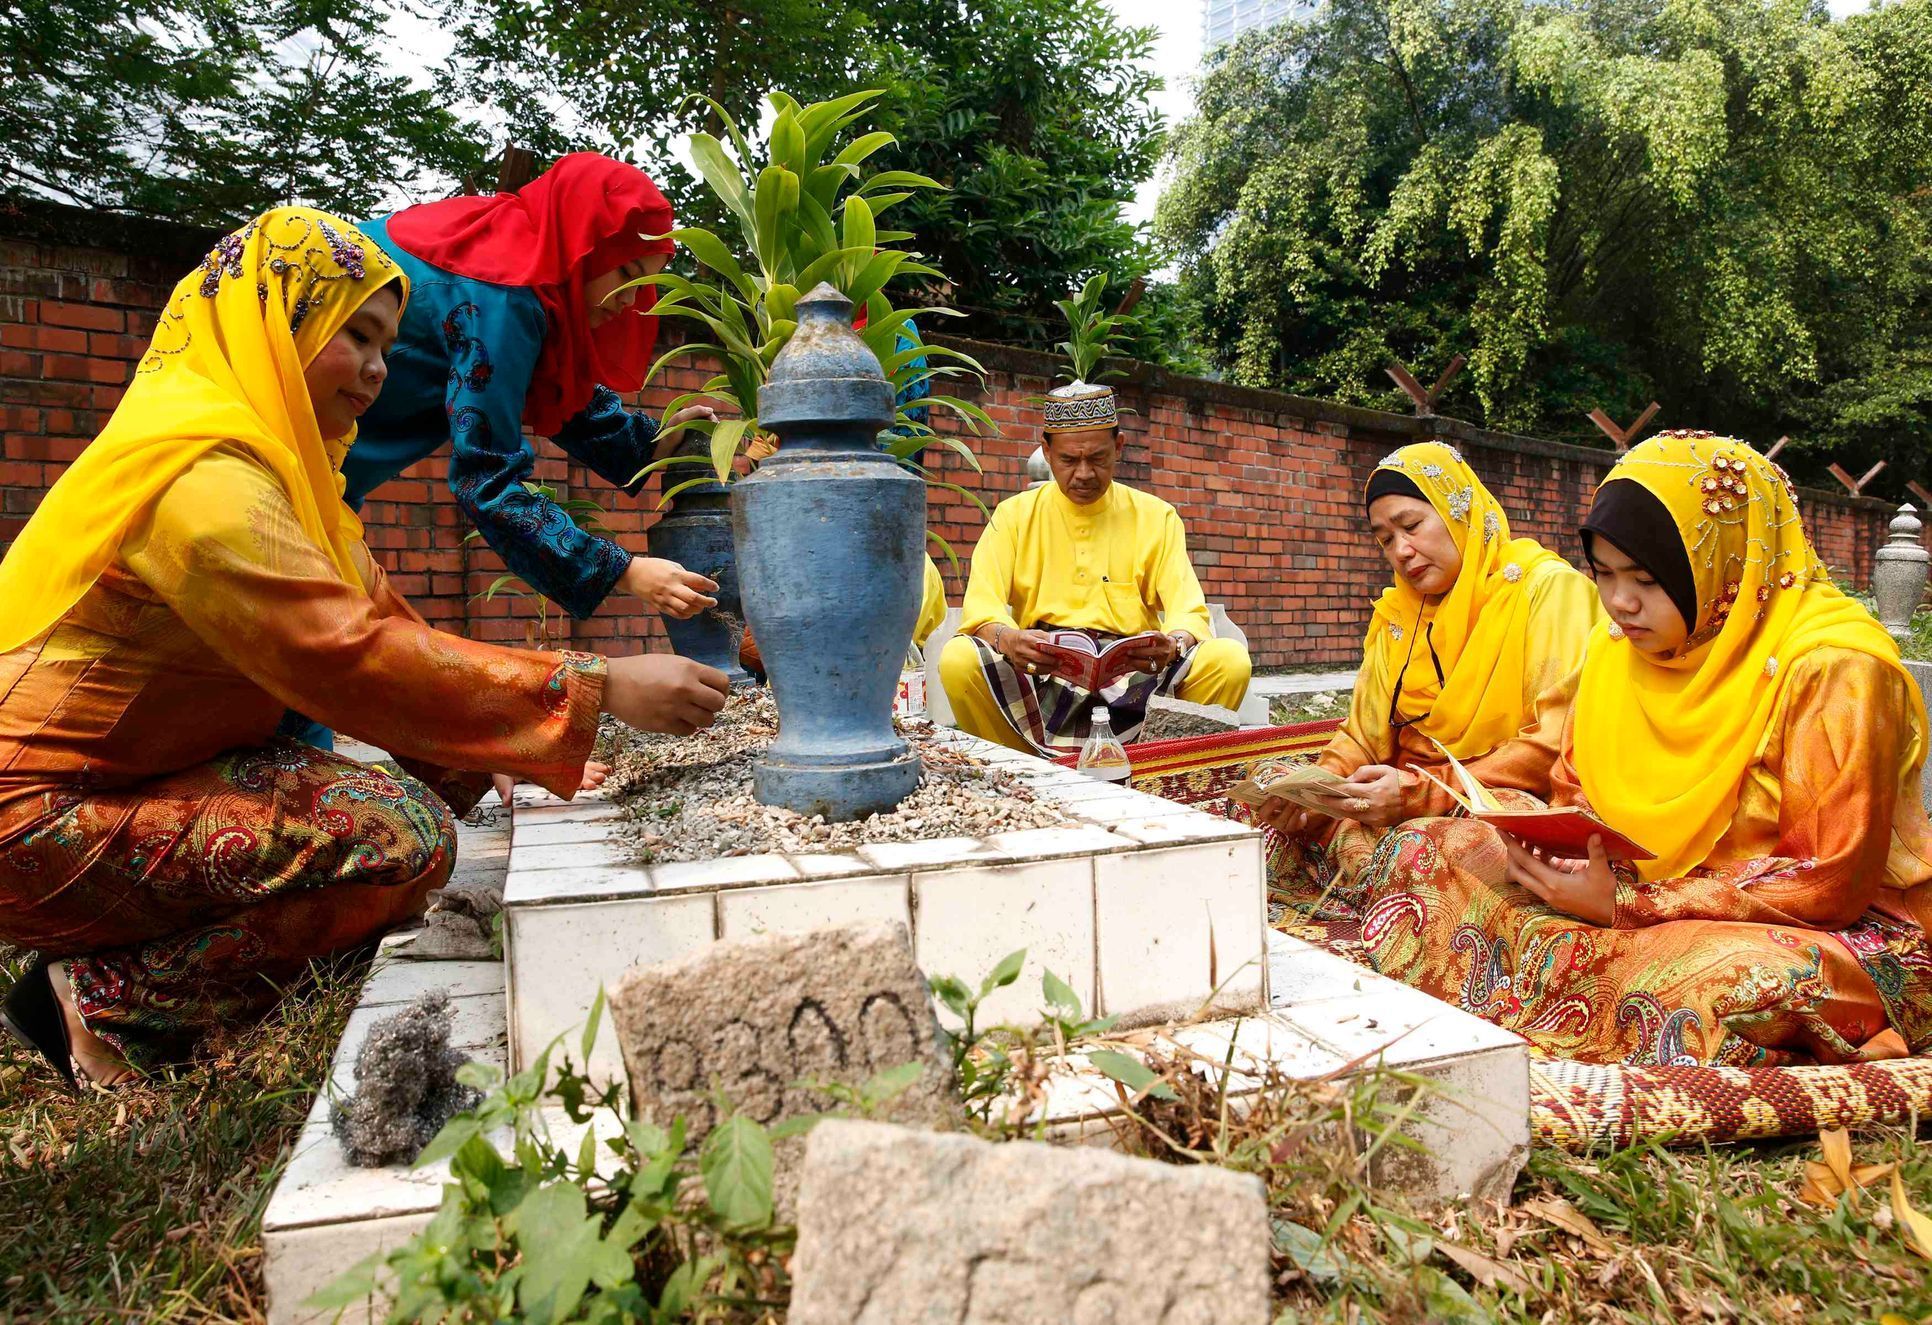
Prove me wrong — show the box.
[1504,834,1617,926]
[988,626,1056,675]
[622,556,719,620]
[1129,632,1186,671]
[603,655,730,735]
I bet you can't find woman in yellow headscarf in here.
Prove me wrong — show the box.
[0,209,727,1087]
[1256,442,1599,931]
[1358,432,1932,1066]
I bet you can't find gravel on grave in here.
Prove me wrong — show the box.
[599,689,1074,862]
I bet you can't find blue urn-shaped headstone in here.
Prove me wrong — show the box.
[645,434,749,685]
[735,284,924,820]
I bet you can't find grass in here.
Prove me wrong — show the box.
[0,950,367,1323]
[1898,610,1932,664]
[1271,689,1350,727]
[1269,1129,1932,1323]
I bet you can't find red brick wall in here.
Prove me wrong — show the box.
[0,213,1898,670]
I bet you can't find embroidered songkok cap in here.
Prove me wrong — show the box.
[1041,380,1118,434]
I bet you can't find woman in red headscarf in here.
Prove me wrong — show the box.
[337,154,719,649]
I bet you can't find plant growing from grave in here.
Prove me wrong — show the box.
[465,480,612,650]
[1053,273,1140,386]
[629,88,996,525]
[307,993,796,1323]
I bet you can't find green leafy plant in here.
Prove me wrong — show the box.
[307,994,794,1323]
[629,89,996,516]
[465,481,610,649]
[1053,273,1139,385]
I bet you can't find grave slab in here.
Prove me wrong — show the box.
[607,922,955,1144]
[503,730,1270,1078]
[789,1119,1272,1325]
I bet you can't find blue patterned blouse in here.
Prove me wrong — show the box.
[341,215,655,620]
[341,215,933,619]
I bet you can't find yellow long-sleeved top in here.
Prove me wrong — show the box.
[959,482,1212,642]
[0,446,606,811]
[916,554,947,648]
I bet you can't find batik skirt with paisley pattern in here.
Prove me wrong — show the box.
[0,741,461,1070]
[1287,816,1932,1068]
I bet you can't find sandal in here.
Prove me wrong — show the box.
[1,956,79,1092]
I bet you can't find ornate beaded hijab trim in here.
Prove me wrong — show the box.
[140,214,385,375]
[1631,429,1813,653]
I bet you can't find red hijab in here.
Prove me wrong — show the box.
[385,153,676,435]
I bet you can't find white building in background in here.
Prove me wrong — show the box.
[1201,0,1315,49]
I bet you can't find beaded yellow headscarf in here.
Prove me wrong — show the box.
[1360,442,1572,760]
[0,207,407,655]
[1573,431,1924,881]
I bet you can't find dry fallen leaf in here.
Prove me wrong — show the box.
[1822,1127,1856,1191]
[1798,1128,1897,1208]
[1437,1242,1533,1296]
[1521,1197,1614,1256]
[1890,1168,1932,1261]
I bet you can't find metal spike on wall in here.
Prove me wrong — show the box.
[1828,461,1887,496]
[1385,354,1466,418]
[1586,402,1660,452]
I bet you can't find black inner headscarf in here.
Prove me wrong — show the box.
[1580,477,1698,633]
[1364,468,1426,511]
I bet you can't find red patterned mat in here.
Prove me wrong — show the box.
[1126,722,1932,1150]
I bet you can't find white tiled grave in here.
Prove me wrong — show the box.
[503,729,1273,1080]
[1001,930,1530,1203]
[263,726,1530,1322]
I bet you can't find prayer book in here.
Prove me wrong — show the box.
[1411,736,1655,861]
[1226,759,1360,816]
[1032,630,1168,692]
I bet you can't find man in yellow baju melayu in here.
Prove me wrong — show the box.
[939,381,1251,753]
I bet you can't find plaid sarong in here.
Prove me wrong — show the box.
[964,628,1196,755]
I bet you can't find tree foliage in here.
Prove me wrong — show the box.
[430,0,1176,354]
[1159,0,1932,486]
[1,0,489,226]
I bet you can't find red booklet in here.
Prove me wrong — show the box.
[1031,630,1167,692]
[1411,738,1655,862]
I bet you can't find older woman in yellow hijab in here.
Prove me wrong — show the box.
[0,209,726,1088]
[1257,442,1599,930]
[1358,432,1932,1066]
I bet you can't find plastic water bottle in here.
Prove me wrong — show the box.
[1077,706,1132,783]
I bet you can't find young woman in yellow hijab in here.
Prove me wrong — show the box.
[1256,442,1599,932]
[0,209,727,1088]
[1358,432,1932,1066]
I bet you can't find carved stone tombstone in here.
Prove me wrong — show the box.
[1874,503,1931,641]
[605,923,955,1145]
[790,1120,1272,1325]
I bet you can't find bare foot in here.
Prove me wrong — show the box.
[47,962,137,1087]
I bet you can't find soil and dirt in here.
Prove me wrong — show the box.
[600,688,1072,862]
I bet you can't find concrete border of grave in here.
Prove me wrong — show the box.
[502,729,1272,1079]
[259,934,507,1325]
[997,931,1530,1204]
